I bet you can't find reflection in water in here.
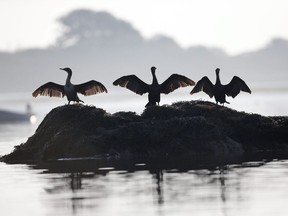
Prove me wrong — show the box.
[70,173,83,191]
[30,159,276,216]
[219,167,227,203]
[0,159,288,216]
[152,170,164,205]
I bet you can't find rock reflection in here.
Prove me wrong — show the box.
[36,158,268,215]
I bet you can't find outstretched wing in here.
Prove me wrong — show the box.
[113,75,149,95]
[76,80,108,96]
[225,76,251,98]
[32,82,65,98]
[190,76,214,98]
[160,74,195,94]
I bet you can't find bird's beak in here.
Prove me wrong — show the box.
[59,68,64,71]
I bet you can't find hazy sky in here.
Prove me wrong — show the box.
[0,0,288,55]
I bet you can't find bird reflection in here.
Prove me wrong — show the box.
[40,160,265,215]
[219,167,227,203]
[152,170,164,205]
[70,173,83,191]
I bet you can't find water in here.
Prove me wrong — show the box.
[1,89,288,216]
[1,160,288,216]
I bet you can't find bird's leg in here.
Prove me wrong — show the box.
[68,101,70,105]
[76,96,84,104]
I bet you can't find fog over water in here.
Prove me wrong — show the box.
[0,9,287,96]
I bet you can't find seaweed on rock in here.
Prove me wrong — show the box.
[2,101,288,163]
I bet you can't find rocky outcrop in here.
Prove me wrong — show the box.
[2,101,288,163]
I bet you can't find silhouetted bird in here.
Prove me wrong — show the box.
[113,66,195,107]
[190,68,251,104]
[32,67,107,104]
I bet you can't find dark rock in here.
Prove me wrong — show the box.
[2,101,288,163]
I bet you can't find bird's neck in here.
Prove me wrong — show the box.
[66,72,72,85]
[216,72,221,85]
[152,71,158,85]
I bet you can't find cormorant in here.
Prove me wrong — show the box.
[190,68,251,104]
[32,67,107,104]
[113,66,195,107]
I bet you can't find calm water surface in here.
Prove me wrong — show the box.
[1,160,288,216]
[1,90,288,216]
